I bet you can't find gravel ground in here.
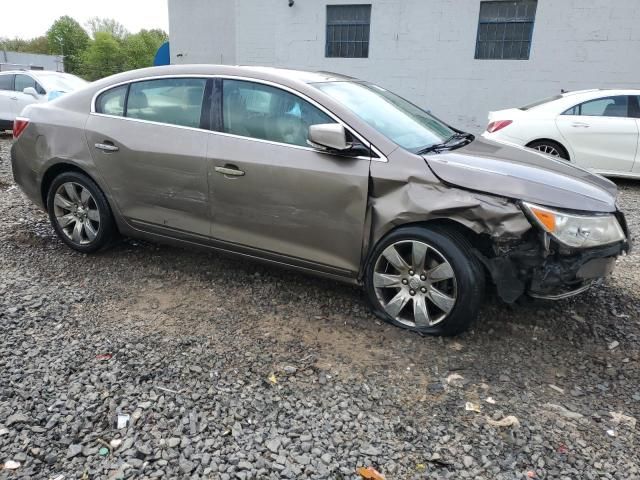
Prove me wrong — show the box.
[0,132,638,480]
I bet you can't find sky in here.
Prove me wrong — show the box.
[0,0,169,39]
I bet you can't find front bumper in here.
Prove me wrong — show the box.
[476,218,629,303]
[526,242,623,299]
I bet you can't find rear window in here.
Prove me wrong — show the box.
[96,85,127,117]
[519,94,563,111]
[126,78,207,129]
[562,96,629,118]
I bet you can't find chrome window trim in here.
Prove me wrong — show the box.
[89,73,387,162]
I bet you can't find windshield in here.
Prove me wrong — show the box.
[313,81,455,152]
[37,72,88,93]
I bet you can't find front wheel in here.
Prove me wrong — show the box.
[365,226,485,336]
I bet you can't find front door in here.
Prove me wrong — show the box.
[556,95,638,172]
[85,77,212,237]
[208,79,371,274]
[12,74,41,117]
[0,74,16,124]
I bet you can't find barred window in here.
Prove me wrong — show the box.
[475,0,538,60]
[326,5,371,58]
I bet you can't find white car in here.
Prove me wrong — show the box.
[482,89,640,179]
[0,70,87,132]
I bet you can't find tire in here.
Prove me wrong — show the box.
[527,140,569,160]
[365,226,485,336]
[46,171,116,253]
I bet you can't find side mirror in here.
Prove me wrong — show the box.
[308,123,351,151]
[23,87,39,98]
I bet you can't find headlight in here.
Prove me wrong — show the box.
[522,202,625,248]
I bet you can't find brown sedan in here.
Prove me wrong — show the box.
[11,65,630,335]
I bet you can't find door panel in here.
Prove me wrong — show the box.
[13,75,39,116]
[632,96,640,175]
[556,95,638,172]
[85,115,211,236]
[11,92,36,117]
[208,134,370,273]
[0,74,16,122]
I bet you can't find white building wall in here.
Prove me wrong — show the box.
[168,0,237,65]
[168,0,640,132]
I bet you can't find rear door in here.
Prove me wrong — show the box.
[85,77,213,237]
[0,74,16,124]
[207,78,371,275]
[556,95,638,172]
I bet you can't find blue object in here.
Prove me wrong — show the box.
[154,42,171,66]
[48,91,64,101]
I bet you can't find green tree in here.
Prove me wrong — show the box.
[46,16,89,74]
[86,17,128,41]
[122,29,168,70]
[0,36,50,54]
[80,31,126,81]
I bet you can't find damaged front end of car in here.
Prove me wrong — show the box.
[473,203,630,303]
[368,144,630,305]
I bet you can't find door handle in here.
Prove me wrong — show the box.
[10,97,17,100]
[95,142,119,152]
[571,122,590,128]
[214,165,245,177]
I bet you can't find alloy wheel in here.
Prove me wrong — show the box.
[52,182,101,245]
[534,144,560,157]
[373,240,457,328]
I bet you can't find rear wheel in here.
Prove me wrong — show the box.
[46,171,116,253]
[527,140,569,160]
[365,226,485,336]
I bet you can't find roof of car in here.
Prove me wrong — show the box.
[0,70,35,75]
[234,66,357,83]
[86,64,359,91]
[0,70,66,76]
[561,88,640,97]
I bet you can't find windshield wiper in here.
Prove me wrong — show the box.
[416,132,474,155]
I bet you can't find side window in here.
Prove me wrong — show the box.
[630,96,640,119]
[35,82,46,95]
[15,74,36,93]
[563,105,579,116]
[96,85,127,117]
[563,96,629,118]
[222,79,336,147]
[0,74,15,91]
[127,78,206,128]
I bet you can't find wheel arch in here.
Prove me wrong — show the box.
[40,162,107,213]
[362,218,493,279]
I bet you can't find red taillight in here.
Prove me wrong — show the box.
[486,120,513,133]
[13,117,29,139]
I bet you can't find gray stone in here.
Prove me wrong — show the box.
[265,437,282,454]
[67,444,82,458]
[6,414,29,426]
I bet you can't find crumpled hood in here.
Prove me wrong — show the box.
[425,137,618,213]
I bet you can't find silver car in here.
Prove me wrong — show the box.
[11,65,630,335]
